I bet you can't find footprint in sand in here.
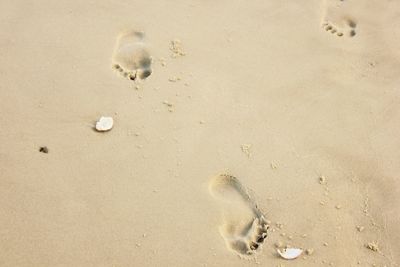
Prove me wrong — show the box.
[112,30,152,81]
[321,0,357,37]
[209,174,269,256]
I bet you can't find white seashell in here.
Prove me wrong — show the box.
[277,248,303,260]
[95,116,113,132]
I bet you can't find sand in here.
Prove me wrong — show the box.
[1,0,399,266]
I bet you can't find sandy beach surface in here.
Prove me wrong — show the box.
[1,0,400,266]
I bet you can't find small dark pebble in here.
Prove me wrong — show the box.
[39,146,49,153]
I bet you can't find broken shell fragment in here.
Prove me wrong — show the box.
[95,116,114,132]
[277,248,303,260]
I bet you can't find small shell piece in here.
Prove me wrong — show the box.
[277,248,303,260]
[95,116,114,132]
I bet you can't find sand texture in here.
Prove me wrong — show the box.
[0,0,399,266]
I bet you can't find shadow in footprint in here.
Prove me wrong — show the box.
[321,0,357,38]
[209,174,269,257]
[112,30,152,81]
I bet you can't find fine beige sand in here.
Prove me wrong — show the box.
[1,0,400,266]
